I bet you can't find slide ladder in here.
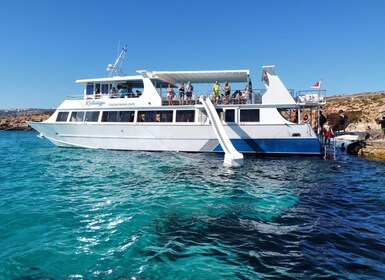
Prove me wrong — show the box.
[199,96,244,167]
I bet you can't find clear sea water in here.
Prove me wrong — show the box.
[1,131,385,280]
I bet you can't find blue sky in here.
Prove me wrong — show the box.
[1,0,385,109]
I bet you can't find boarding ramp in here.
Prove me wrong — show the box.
[199,95,244,167]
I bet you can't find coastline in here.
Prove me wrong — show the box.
[1,91,384,133]
[0,109,53,131]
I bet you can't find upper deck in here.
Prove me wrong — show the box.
[73,68,326,108]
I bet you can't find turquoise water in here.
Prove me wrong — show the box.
[1,131,385,279]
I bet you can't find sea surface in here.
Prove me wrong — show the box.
[1,131,385,280]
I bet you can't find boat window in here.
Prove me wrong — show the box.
[85,111,100,122]
[176,110,195,122]
[86,83,94,96]
[278,108,295,122]
[102,111,118,122]
[240,109,260,122]
[70,111,85,122]
[101,84,109,94]
[56,112,69,122]
[216,109,223,121]
[101,111,135,122]
[120,111,135,122]
[137,110,173,122]
[225,109,235,122]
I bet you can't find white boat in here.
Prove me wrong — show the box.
[334,133,362,150]
[28,50,324,159]
[334,134,360,143]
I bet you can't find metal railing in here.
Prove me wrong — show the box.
[296,90,326,104]
[69,88,326,106]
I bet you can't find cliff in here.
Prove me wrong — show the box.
[321,91,385,132]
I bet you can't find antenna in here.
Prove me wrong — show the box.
[106,44,127,77]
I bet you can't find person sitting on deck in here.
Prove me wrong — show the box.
[239,87,249,104]
[232,90,241,104]
[118,87,125,98]
[95,88,101,99]
[110,87,117,98]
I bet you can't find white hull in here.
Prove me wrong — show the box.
[29,121,321,154]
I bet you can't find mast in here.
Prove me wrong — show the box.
[106,45,127,77]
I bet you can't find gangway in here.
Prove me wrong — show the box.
[199,96,244,167]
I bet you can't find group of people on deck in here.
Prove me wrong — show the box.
[100,87,142,98]
[166,82,194,105]
[213,81,232,104]
[166,81,251,105]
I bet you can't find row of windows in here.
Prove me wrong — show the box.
[56,109,260,123]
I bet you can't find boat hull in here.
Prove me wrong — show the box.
[28,122,321,155]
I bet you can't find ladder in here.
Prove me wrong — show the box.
[323,139,336,160]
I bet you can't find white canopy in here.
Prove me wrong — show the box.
[75,69,250,87]
[153,70,250,85]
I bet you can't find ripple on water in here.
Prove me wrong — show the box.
[1,132,385,279]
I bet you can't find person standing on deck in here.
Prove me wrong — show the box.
[167,84,175,106]
[178,83,185,105]
[185,81,194,105]
[323,119,334,146]
[224,82,231,104]
[319,111,327,128]
[213,80,221,104]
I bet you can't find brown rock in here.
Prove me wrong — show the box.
[358,140,385,160]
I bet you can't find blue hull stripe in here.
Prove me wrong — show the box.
[213,138,321,154]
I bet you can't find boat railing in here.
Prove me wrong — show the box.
[295,90,326,105]
[77,88,320,107]
[201,89,265,105]
[160,89,266,106]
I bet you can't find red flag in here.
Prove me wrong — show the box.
[311,80,321,89]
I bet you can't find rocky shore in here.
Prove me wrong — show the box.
[321,91,385,132]
[347,140,385,160]
[320,91,385,160]
[0,109,53,131]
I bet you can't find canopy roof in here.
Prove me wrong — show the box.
[153,70,250,85]
[75,69,250,87]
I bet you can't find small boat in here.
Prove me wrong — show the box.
[28,48,325,159]
[334,133,360,143]
[334,132,364,151]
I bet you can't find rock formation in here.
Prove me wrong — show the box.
[0,110,53,131]
[347,140,385,160]
[321,91,385,132]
